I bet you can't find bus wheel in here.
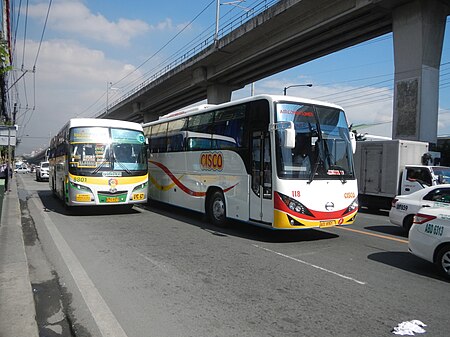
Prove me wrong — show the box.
[208,190,227,227]
[51,179,57,197]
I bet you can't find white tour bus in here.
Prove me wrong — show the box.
[49,118,148,207]
[143,94,358,229]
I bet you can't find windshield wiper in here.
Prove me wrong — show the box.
[308,156,321,184]
[329,165,347,184]
[308,124,323,184]
[112,153,132,175]
[321,137,347,184]
[92,159,108,174]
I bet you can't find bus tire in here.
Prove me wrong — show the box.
[208,190,227,227]
[51,178,57,197]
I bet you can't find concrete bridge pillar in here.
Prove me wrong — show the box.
[392,0,448,144]
[207,83,233,104]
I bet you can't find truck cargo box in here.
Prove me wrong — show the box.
[354,139,428,198]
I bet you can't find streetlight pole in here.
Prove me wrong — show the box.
[106,81,109,114]
[215,0,248,45]
[106,82,119,116]
[214,0,220,45]
[106,81,112,114]
[283,83,313,95]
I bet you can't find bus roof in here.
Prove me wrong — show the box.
[67,118,143,131]
[142,94,345,126]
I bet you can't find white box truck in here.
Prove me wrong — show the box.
[354,139,450,210]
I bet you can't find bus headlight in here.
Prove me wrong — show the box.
[132,182,148,192]
[70,182,92,193]
[278,193,314,217]
[343,198,358,215]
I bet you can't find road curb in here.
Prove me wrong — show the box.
[0,176,39,337]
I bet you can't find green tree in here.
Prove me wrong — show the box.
[0,40,12,75]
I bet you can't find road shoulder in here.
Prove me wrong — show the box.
[0,177,39,337]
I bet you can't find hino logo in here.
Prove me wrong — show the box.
[325,202,334,211]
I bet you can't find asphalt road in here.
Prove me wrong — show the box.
[17,173,450,337]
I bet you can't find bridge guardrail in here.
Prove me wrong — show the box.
[98,0,280,117]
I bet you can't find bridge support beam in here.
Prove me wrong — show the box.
[207,83,232,104]
[143,109,159,123]
[392,0,447,144]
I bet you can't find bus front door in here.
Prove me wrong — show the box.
[250,131,273,225]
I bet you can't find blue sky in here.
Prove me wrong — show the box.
[6,0,450,155]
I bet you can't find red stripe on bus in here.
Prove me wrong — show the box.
[149,160,239,197]
[274,191,352,220]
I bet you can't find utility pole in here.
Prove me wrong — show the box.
[7,126,11,175]
[12,102,16,124]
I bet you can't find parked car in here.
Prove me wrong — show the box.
[389,184,450,231]
[409,207,450,280]
[36,161,49,181]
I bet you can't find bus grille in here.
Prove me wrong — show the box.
[98,190,127,196]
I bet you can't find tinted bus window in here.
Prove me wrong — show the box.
[167,118,187,152]
[150,123,168,153]
[213,106,245,147]
[188,112,214,134]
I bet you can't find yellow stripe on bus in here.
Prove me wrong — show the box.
[149,173,185,191]
[68,173,148,185]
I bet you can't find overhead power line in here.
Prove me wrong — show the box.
[114,0,216,87]
[21,0,29,71]
[33,0,53,70]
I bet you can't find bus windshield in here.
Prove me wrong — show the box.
[275,102,354,181]
[69,127,147,176]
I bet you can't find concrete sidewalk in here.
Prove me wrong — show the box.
[0,176,39,337]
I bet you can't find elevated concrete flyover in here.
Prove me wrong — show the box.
[101,0,449,143]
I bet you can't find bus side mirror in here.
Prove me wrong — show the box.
[350,131,356,154]
[284,124,295,148]
[269,121,295,148]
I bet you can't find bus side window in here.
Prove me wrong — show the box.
[187,138,212,151]
[167,119,187,152]
[188,112,214,134]
[213,106,245,148]
[167,134,184,152]
[150,123,168,153]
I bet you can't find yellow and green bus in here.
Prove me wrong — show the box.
[49,118,148,208]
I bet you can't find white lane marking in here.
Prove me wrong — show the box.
[135,251,170,273]
[31,198,129,337]
[253,244,366,285]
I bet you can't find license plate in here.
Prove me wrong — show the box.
[106,197,120,203]
[76,194,91,202]
[319,220,336,228]
[132,193,145,201]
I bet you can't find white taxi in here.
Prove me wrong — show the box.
[409,207,450,280]
[389,184,450,232]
